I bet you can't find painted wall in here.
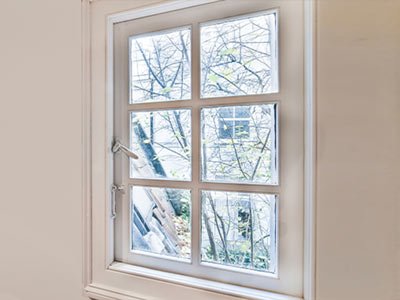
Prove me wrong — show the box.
[0,0,398,300]
[0,0,85,300]
[316,1,400,300]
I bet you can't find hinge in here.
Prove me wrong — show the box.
[111,184,124,219]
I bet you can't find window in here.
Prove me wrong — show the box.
[217,106,251,139]
[201,191,277,273]
[200,10,278,97]
[115,8,282,285]
[130,109,192,180]
[86,1,306,299]
[130,27,191,103]
[202,104,277,184]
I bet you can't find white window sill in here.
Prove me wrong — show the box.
[85,262,303,300]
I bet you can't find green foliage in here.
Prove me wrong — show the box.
[180,195,191,222]
[161,86,172,94]
[203,246,269,271]
[208,74,219,83]
[218,48,237,56]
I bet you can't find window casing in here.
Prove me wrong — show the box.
[96,0,306,298]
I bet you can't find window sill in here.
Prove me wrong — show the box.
[85,262,303,300]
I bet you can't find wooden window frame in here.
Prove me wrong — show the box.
[81,1,316,299]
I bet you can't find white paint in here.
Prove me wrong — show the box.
[86,0,305,299]
[93,1,303,297]
[303,1,316,300]
[109,263,303,300]
[108,0,224,24]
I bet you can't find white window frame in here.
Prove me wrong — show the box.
[82,1,316,300]
[114,4,283,289]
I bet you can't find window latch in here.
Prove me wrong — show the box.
[112,140,139,160]
[111,184,124,219]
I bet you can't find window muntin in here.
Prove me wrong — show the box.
[200,11,278,98]
[130,27,191,103]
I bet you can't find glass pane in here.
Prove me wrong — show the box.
[131,186,191,259]
[130,27,191,103]
[201,104,277,185]
[201,190,277,273]
[131,109,191,181]
[200,11,278,98]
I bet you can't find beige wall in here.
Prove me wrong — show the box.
[0,0,398,300]
[316,1,400,300]
[0,0,85,300]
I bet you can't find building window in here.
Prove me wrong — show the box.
[217,106,250,139]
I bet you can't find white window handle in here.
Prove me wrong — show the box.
[111,184,124,219]
[112,140,139,159]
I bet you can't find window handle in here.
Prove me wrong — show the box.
[111,184,124,219]
[112,140,139,159]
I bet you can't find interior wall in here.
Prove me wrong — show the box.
[316,1,400,300]
[0,0,85,300]
[0,0,398,300]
